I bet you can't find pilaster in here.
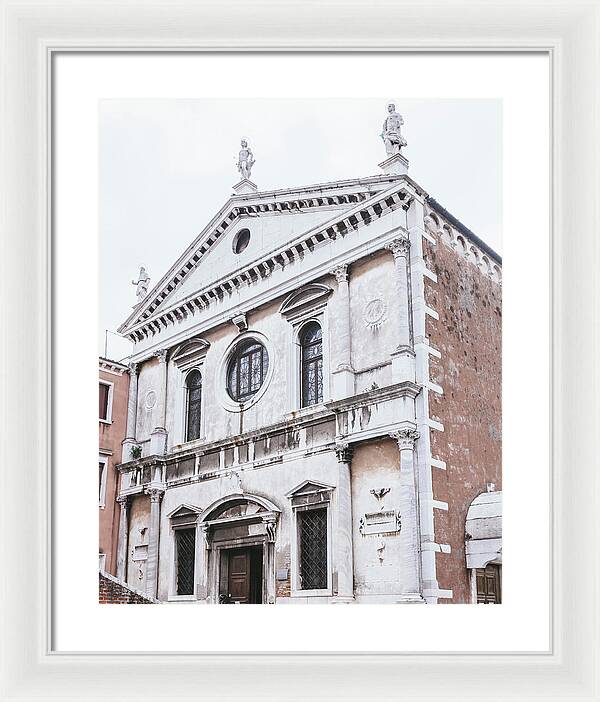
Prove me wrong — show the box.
[144,487,164,599]
[332,442,355,602]
[122,362,139,461]
[150,349,168,455]
[330,264,355,398]
[115,496,129,582]
[390,428,425,603]
[386,237,416,383]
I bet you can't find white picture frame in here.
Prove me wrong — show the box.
[1,0,598,700]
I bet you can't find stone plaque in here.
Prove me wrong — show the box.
[276,568,289,581]
[359,510,401,536]
[132,544,148,562]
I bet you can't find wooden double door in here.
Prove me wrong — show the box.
[221,546,263,604]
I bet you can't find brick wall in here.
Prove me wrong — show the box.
[423,235,502,604]
[99,571,158,604]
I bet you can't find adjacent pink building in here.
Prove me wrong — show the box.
[99,357,130,575]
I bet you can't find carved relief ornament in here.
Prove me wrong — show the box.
[385,237,411,259]
[154,348,168,364]
[145,487,165,503]
[390,427,420,450]
[330,263,349,284]
[334,442,353,464]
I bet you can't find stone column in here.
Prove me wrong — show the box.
[333,442,355,602]
[144,487,164,599]
[385,238,416,382]
[196,523,210,602]
[330,264,355,398]
[150,349,168,455]
[122,362,138,461]
[263,514,278,604]
[116,496,129,582]
[390,428,424,603]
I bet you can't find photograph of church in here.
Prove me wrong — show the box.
[99,101,502,605]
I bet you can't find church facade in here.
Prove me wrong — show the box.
[113,109,502,604]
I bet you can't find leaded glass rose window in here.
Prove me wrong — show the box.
[226,339,269,402]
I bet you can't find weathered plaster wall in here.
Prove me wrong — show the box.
[351,439,411,601]
[348,251,396,392]
[156,451,341,602]
[99,366,129,575]
[423,234,502,604]
[126,494,151,590]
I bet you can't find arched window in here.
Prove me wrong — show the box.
[300,322,323,407]
[185,369,202,441]
[226,339,269,402]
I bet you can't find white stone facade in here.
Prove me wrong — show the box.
[114,166,501,604]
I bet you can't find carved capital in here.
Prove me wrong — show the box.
[385,237,411,259]
[116,495,129,510]
[330,263,349,284]
[154,348,168,364]
[390,427,420,451]
[262,514,278,543]
[145,487,165,503]
[335,442,353,464]
[128,362,138,377]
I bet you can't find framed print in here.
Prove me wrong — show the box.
[1,0,599,700]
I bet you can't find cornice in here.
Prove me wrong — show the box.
[119,179,402,335]
[126,222,408,362]
[99,357,128,375]
[122,181,413,343]
[325,381,422,413]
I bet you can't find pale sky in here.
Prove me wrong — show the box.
[99,98,502,360]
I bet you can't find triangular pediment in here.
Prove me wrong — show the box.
[119,176,416,341]
[167,503,203,520]
[286,480,335,498]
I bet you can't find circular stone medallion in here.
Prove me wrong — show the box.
[364,298,387,329]
[145,390,157,409]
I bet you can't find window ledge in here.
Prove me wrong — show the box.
[284,403,327,422]
[290,588,332,598]
[99,418,113,425]
[167,595,197,602]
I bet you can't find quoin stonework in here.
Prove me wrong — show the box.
[105,105,502,604]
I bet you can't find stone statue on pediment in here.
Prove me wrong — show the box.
[237,139,255,180]
[381,102,407,156]
[132,266,150,303]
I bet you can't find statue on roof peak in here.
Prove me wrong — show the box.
[132,266,150,304]
[381,102,407,157]
[237,139,255,180]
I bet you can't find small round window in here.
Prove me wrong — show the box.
[227,339,269,402]
[233,228,251,254]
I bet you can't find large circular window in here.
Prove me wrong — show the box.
[226,339,269,402]
[232,228,251,254]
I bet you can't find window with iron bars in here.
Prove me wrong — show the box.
[185,369,202,441]
[300,321,323,407]
[298,507,328,590]
[175,528,196,596]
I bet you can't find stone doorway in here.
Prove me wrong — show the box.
[198,494,280,604]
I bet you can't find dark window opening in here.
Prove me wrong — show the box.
[298,508,328,590]
[98,461,105,502]
[227,340,269,402]
[175,528,196,596]
[185,369,202,441]
[476,563,502,604]
[300,322,323,407]
[99,382,110,420]
[233,228,251,254]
